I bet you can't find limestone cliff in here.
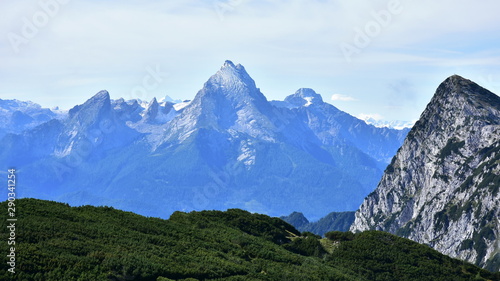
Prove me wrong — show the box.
[351,75,500,271]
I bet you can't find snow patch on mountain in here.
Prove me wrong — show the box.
[159,95,182,104]
[173,100,191,111]
[237,139,256,167]
[304,97,313,107]
[358,114,415,129]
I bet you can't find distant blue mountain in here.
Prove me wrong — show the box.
[0,98,64,139]
[281,211,355,236]
[0,61,408,219]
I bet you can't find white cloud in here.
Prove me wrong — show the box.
[331,94,357,102]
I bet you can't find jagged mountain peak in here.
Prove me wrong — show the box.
[93,90,111,100]
[112,98,142,122]
[285,88,324,107]
[221,59,246,72]
[76,90,110,110]
[68,90,112,122]
[146,97,159,112]
[204,60,259,96]
[180,60,269,110]
[192,60,269,106]
[142,98,159,122]
[223,59,236,67]
[159,61,276,144]
[149,97,158,104]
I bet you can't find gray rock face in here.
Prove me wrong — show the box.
[350,75,500,271]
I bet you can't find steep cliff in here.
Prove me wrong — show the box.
[351,75,500,271]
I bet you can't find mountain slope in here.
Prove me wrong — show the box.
[277,88,409,167]
[1,199,498,281]
[351,75,500,271]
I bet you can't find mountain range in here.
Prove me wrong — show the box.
[0,60,408,220]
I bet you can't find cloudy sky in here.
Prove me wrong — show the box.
[1,0,499,121]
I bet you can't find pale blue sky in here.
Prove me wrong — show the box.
[1,0,499,121]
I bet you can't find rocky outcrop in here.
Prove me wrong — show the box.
[351,75,500,271]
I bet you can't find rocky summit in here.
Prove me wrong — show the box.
[351,75,500,271]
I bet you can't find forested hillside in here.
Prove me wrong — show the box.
[1,199,498,281]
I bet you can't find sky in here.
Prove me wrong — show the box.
[1,0,500,122]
